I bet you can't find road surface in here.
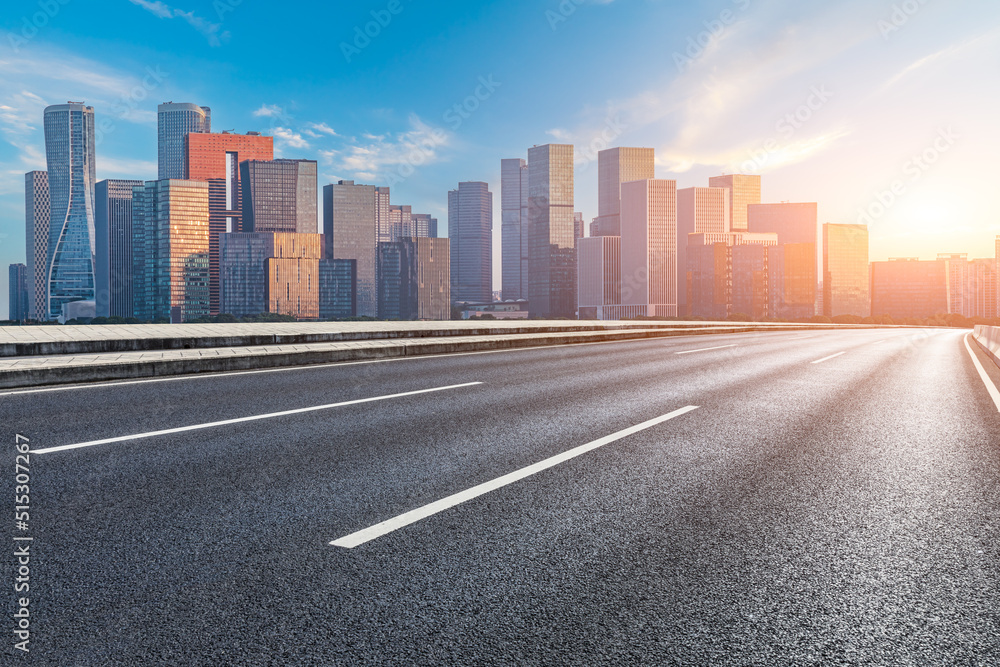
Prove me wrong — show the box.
[4,328,999,665]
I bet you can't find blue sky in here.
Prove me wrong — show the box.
[2,0,1000,316]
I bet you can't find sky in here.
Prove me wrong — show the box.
[2,0,999,316]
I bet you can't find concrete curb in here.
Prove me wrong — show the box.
[0,324,849,390]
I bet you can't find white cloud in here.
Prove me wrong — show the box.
[304,122,337,137]
[127,0,230,47]
[128,0,173,19]
[0,91,48,136]
[554,2,875,176]
[0,45,171,172]
[334,114,450,181]
[272,127,310,151]
[252,104,284,118]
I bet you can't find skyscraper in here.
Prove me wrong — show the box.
[708,174,761,232]
[319,259,357,320]
[411,213,438,238]
[574,212,586,242]
[44,103,96,321]
[387,205,413,241]
[621,179,678,318]
[593,147,655,237]
[240,159,318,234]
[323,180,380,317]
[8,264,29,321]
[158,102,211,180]
[823,223,869,318]
[448,181,493,304]
[528,144,575,317]
[870,259,948,320]
[677,186,730,315]
[749,202,819,316]
[577,235,621,320]
[686,232,778,320]
[132,180,211,323]
[378,237,450,320]
[768,243,818,320]
[24,171,49,320]
[95,179,143,318]
[374,187,391,243]
[938,253,969,315]
[501,158,529,300]
[219,232,323,319]
[748,202,818,245]
[965,258,997,320]
[185,131,273,313]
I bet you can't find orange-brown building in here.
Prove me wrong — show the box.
[185,131,274,313]
[768,243,817,319]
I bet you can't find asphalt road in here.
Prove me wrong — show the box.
[4,328,1000,665]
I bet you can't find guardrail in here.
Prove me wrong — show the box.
[973,325,1000,367]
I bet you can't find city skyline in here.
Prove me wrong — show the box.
[2,1,999,316]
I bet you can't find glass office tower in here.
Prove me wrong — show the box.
[708,174,761,233]
[593,147,655,237]
[501,158,529,300]
[158,102,211,180]
[132,180,211,323]
[822,223,870,318]
[448,181,493,304]
[44,103,96,321]
[323,180,382,318]
[240,159,318,234]
[95,179,143,318]
[8,264,29,321]
[527,144,576,318]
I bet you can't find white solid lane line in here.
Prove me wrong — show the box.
[31,382,483,455]
[964,334,1000,413]
[675,345,737,355]
[330,405,700,549]
[811,352,846,364]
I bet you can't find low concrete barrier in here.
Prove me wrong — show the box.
[973,325,1000,367]
[0,324,873,390]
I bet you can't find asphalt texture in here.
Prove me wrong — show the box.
[3,328,1000,665]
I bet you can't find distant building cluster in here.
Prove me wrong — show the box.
[12,102,443,323]
[8,102,1000,324]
